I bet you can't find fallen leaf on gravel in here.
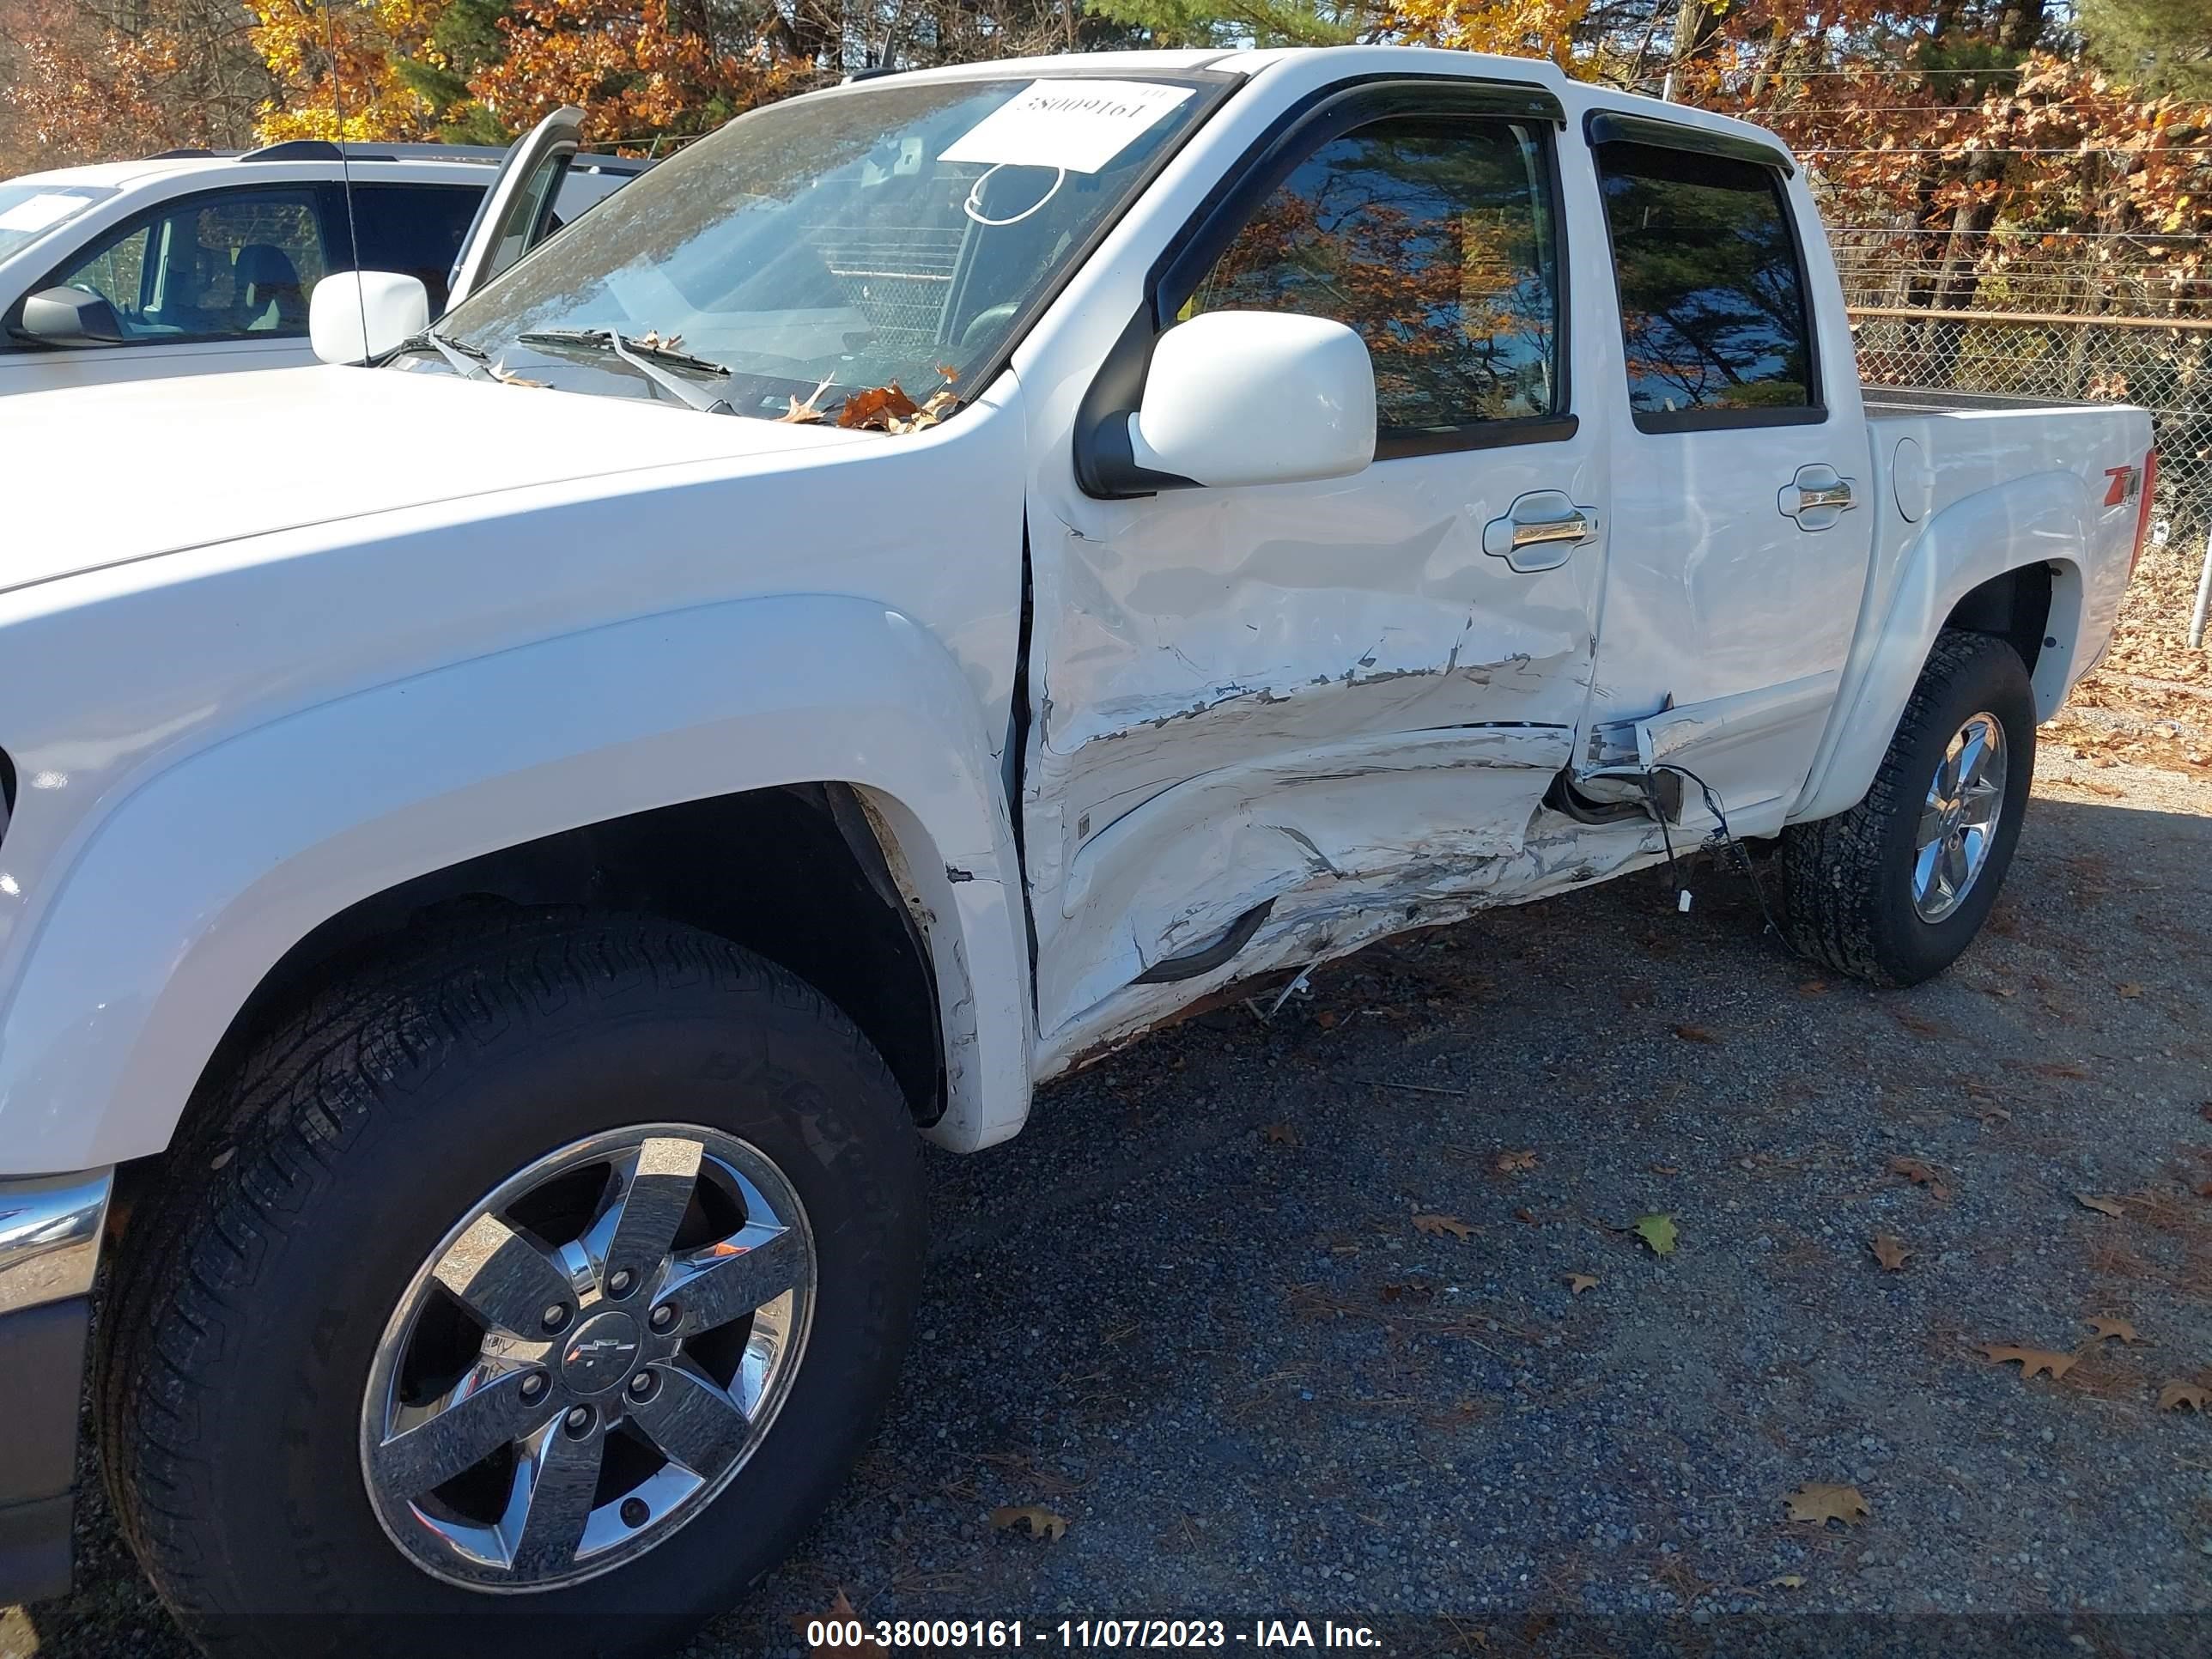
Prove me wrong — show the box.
[2075,1194,2126,1218]
[2033,1060,2091,1080]
[991,1504,1068,1540]
[1567,1273,1599,1295]
[1767,1573,1807,1589]
[1262,1123,1301,1146]
[2118,982,2145,999]
[1980,982,2020,1000]
[795,1590,890,1656]
[1413,1212,1474,1240]
[1980,1345,2080,1381]
[1894,1011,1946,1037]
[1513,1207,1537,1224]
[1785,1484,1869,1527]
[1888,1157,1953,1200]
[1673,1025,1719,1043]
[1650,1163,1681,1176]
[1379,1281,1434,1304]
[1632,1213,1678,1256]
[1797,981,1829,996]
[1870,1233,1913,1272]
[2087,1317,2144,1344]
[1977,1107,2012,1127]
[2158,1382,2207,1413]
[1496,1150,1538,1174]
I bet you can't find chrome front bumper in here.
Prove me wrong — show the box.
[0,1166,112,1604]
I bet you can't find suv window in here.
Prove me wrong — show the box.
[1595,141,1814,422]
[338,184,485,313]
[51,189,328,343]
[1188,115,1560,436]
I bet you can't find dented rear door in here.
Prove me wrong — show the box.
[1022,93,1609,1045]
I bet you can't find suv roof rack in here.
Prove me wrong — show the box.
[152,147,240,159]
[239,139,512,164]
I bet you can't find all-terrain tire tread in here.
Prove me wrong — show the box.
[93,908,912,1657]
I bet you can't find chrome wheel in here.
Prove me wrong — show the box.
[1911,711,2008,922]
[361,1125,815,1592]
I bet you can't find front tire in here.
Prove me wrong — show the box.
[95,911,924,1658]
[1780,629,2036,987]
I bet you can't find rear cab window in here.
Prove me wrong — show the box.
[1593,137,1818,429]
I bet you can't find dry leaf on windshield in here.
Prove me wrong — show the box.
[776,393,827,424]
[1980,1344,2080,1381]
[935,363,962,382]
[1784,1484,1869,1527]
[2075,1194,2125,1218]
[1413,1212,1474,1241]
[1566,1273,1599,1295]
[2158,1381,2207,1413]
[793,1589,890,1657]
[1496,1150,1538,1174]
[888,389,960,434]
[2087,1317,2143,1344]
[1261,1123,1300,1147]
[1870,1233,1912,1272]
[991,1504,1068,1541]
[838,381,922,430]
[634,330,683,352]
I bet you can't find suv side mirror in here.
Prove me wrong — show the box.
[1083,311,1376,496]
[16,286,125,347]
[310,271,430,365]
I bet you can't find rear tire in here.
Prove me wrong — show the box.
[95,909,925,1659]
[1780,629,2035,987]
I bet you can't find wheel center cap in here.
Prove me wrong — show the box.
[559,1309,642,1395]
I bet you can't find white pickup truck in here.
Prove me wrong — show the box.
[0,44,2154,1656]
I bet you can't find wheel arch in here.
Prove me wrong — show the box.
[1792,472,2089,825]
[0,595,1033,1176]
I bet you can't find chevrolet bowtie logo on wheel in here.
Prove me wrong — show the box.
[567,1337,636,1364]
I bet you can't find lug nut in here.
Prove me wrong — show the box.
[627,1369,657,1401]
[620,1497,650,1528]
[541,1302,570,1333]
[562,1406,593,1437]
[520,1372,548,1402]
[649,1303,677,1333]
[607,1268,635,1297]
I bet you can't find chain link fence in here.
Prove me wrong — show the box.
[1845,307,2212,546]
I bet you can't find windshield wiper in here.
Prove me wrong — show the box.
[395,326,496,381]
[516,327,736,415]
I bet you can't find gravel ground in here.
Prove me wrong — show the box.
[10,750,2212,1659]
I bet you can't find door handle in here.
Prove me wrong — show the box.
[1780,464,1856,529]
[1483,491,1600,573]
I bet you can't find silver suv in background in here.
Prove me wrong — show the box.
[0,112,643,396]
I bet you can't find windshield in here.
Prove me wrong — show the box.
[428,74,1223,419]
[0,184,116,264]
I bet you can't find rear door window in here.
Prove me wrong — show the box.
[337,184,486,313]
[1594,140,1815,426]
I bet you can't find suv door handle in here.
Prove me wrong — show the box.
[1483,491,1599,573]
[1781,464,1856,529]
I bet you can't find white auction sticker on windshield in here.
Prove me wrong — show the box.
[0,193,87,234]
[941,79,1195,175]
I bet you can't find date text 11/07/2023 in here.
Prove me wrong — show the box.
[801,1619,1385,1650]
